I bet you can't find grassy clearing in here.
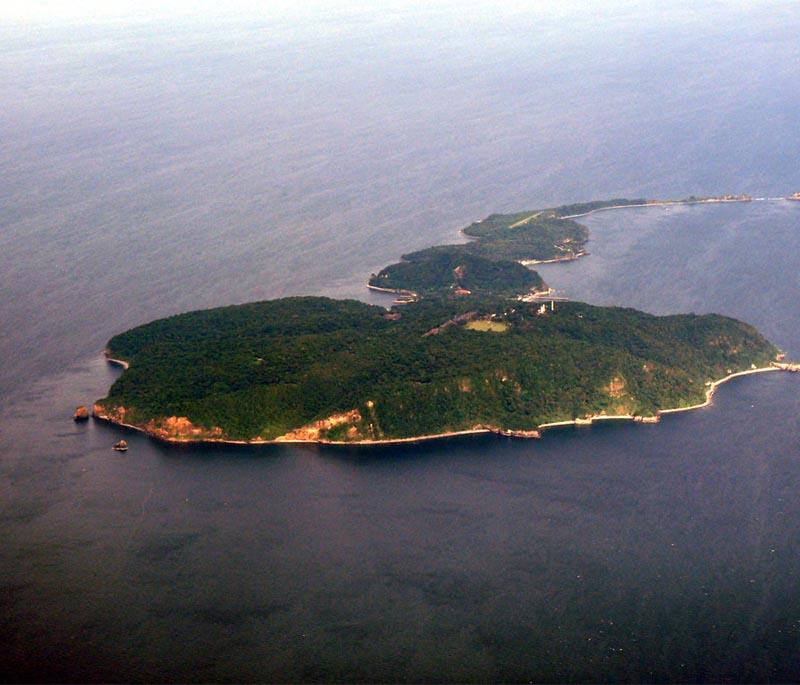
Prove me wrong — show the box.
[465,319,509,333]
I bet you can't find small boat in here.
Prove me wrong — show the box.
[112,440,128,452]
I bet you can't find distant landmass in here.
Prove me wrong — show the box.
[94,195,793,445]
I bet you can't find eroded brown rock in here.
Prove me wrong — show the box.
[275,410,362,442]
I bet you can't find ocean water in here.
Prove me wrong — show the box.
[2,3,800,681]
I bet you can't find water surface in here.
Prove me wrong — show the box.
[3,4,800,681]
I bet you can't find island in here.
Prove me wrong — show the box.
[93,194,796,445]
[94,295,781,443]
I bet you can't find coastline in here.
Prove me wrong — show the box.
[539,365,791,429]
[556,195,789,221]
[519,252,587,266]
[90,407,533,446]
[366,284,417,297]
[558,200,679,220]
[658,364,785,414]
[94,361,797,448]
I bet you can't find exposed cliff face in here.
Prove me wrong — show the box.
[73,405,90,421]
[149,415,224,440]
[275,410,362,442]
[93,403,126,422]
[92,404,223,441]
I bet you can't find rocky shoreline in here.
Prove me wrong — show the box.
[90,400,542,446]
[92,359,797,448]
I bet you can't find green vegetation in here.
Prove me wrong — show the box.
[369,250,543,296]
[463,216,588,261]
[367,214,585,297]
[97,296,777,442]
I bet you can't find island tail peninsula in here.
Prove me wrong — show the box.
[93,194,799,445]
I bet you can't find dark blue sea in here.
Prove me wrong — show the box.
[2,3,800,681]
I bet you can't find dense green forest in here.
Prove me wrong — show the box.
[463,216,588,261]
[97,296,777,443]
[369,250,544,295]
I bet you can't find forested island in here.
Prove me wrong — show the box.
[368,199,600,296]
[94,195,789,445]
[367,195,759,297]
